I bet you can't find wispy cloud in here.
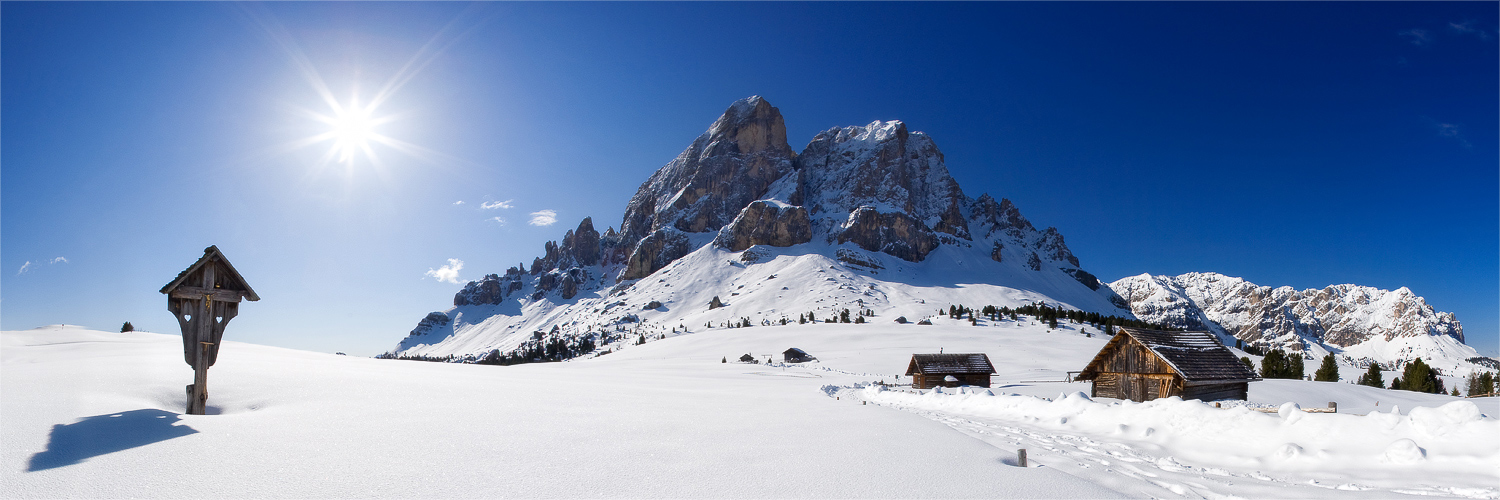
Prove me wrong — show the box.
[490,216,506,225]
[16,261,32,275]
[1434,122,1472,148]
[1449,21,1492,40]
[424,258,464,284]
[528,210,558,226]
[1399,28,1432,46]
[453,200,465,205]
[50,257,68,265]
[481,199,513,210]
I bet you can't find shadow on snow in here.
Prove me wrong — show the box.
[27,409,198,472]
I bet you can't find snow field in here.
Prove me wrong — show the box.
[3,325,1122,498]
[843,386,1498,498]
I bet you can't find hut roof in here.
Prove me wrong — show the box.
[1079,327,1259,382]
[906,353,996,375]
[783,348,808,356]
[160,245,260,301]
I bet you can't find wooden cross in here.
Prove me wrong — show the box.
[160,246,259,415]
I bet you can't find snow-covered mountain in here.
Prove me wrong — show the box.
[1109,272,1480,372]
[395,96,1131,359]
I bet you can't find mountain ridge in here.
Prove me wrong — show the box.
[396,96,1126,358]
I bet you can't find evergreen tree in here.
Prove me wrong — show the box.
[1357,362,1384,388]
[1240,356,1255,370]
[1398,358,1443,394]
[1390,377,1402,390]
[1290,353,1305,380]
[722,356,727,363]
[1261,349,1294,379]
[120,321,134,333]
[1314,353,1339,382]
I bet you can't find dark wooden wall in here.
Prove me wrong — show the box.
[1181,382,1248,401]
[913,373,992,389]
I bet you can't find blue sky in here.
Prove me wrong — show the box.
[4,2,1495,357]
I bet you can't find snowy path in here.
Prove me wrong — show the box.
[837,386,1499,499]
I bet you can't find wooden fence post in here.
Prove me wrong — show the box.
[1017,449,1027,467]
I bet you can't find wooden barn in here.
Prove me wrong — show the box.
[1077,327,1260,402]
[906,353,996,389]
[783,348,814,363]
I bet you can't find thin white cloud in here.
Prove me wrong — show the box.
[1435,122,1472,148]
[16,261,32,275]
[50,257,68,264]
[453,200,465,205]
[1399,28,1432,46]
[1448,21,1492,40]
[424,258,464,284]
[490,216,507,225]
[528,210,558,226]
[481,199,513,210]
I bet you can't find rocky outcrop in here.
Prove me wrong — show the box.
[837,207,939,262]
[970,194,1034,240]
[713,201,811,252]
[797,120,969,240]
[560,218,601,267]
[454,271,526,306]
[619,96,795,242]
[1038,228,1080,267]
[534,267,588,300]
[410,312,450,336]
[622,228,691,280]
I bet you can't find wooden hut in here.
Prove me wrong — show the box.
[1077,327,1259,402]
[783,348,813,363]
[906,354,995,389]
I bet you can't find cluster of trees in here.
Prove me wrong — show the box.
[1258,348,1305,379]
[1389,358,1446,394]
[938,303,1171,332]
[796,308,871,324]
[1465,371,1496,397]
[120,322,134,333]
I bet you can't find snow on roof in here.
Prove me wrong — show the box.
[906,353,996,375]
[1081,328,1258,382]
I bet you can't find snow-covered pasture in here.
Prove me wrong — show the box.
[4,323,1496,498]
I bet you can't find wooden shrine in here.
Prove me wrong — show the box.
[160,246,259,415]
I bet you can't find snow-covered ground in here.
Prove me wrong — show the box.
[5,323,1496,498]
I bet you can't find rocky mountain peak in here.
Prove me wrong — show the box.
[615,97,797,278]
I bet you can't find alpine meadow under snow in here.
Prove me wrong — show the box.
[6,97,1497,499]
[5,325,1497,498]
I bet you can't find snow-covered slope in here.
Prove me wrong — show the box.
[1110,272,1481,374]
[7,325,1495,498]
[395,96,1130,358]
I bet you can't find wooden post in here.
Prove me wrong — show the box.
[1329,402,1337,413]
[1017,449,1027,467]
[188,342,212,415]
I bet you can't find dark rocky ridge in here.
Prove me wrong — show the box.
[433,96,1099,315]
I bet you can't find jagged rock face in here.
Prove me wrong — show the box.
[618,96,795,243]
[1039,228,1080,267]
[837,207,939,262]
[797,120,969,240]
[713,201,811,252]
[560,218,601,267]
[971,195,1035,240]
[970,194,1083,272]
[622,228,691,280]
[454,273,525,306]
[1110,272,1466,353]
[410,312,450,336]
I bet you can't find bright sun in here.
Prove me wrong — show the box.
[306,95,392,166]
[327,101,378,164]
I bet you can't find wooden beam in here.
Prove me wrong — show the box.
[169,287,245,302]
